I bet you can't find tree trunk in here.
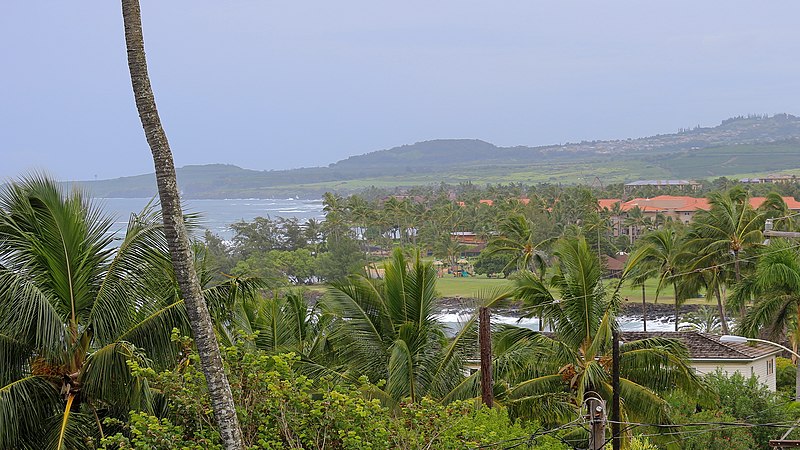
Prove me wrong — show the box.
[715,285,730,334]
[734,250,746,317]
[479,307,493,408]
[673,282,679,332]
[121,2,243,448]
[641,284,647,332]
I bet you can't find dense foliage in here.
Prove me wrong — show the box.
[101,338,568,450]
[8,175,800,448]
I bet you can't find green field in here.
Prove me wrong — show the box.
[427,275,713,305]
[303,275,714,308]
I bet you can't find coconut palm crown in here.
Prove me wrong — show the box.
[500,237,706,429]
[0,176,192,449]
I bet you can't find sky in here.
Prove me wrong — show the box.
[2,1,800,181]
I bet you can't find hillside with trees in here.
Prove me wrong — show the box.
[76,114,800,199]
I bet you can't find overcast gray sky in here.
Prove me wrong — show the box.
[2,1,799,181]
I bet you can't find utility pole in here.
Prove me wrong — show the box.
[479,306,493,407]
[612,329,621,450]
[764,219,800,242]
[587,396,606,450]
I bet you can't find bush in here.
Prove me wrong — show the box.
[102,334,567,450]
[776,357,796,398]
[676,410,756,450]
[665,370,797,450]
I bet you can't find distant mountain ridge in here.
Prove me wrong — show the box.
[76,114,800,198]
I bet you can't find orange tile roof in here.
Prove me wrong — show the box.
[598,199,622,210]
[625,195,710,212]
[749,197,800,210]
[598,195,800,214]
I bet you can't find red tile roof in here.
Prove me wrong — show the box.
[598,199,622,210]
[597,195,800,214]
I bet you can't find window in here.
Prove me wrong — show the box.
[767,358,774,375]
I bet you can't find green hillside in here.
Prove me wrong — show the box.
[75,115,800,198]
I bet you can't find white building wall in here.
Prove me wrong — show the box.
[691,356,776,391]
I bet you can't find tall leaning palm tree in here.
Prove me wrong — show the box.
[0,177,191,449]
[120,1,243,448]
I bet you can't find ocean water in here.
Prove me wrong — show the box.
[436,311,677,334]
[98,197,326,239]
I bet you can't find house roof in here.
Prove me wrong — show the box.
[621,332,781,360]
[625,180,698,186]
[602,254,627,271]
[598,199,622,210]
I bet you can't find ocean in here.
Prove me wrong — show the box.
[99,197,326,240]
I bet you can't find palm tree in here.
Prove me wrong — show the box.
[679,306,722,333]
[322,192,347,245]
[490,237,705,432]
[622,206,653,243]
[635,228,691,332]
[486,214,552,276]
[688,187,764,283]
[733,239,800,400]
[210,288,336,378]
[0,177,192,449]
[758,192,797,232]
[322,248,474,404]
[120,1,243,447]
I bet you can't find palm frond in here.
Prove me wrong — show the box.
[0,376,61,450]
[117,299,190,369]
[80,341,154,415]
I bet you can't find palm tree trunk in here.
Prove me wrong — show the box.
[641,284,647,332]
[734,250,746,318]
[121,2,243,448]
[796,303,800,401]
[714,285,729,334]
[673,282,679,332]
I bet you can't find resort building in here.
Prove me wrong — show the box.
[623,179,701,196]
[598,195,800,242]
[739,174,797,184]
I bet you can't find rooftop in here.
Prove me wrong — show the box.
[598,195,800,213]
[625,180,699,186]
[622,332,781,360]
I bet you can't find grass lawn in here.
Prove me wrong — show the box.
[432,276,713,305]
[302,274,715,306]
[434,276,512,298]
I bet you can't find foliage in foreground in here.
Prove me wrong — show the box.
[665,370,798,450]
[101,335,567,450]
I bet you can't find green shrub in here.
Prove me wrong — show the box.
[102,334,567,449]
[675,410,755,450]
[665,370,797,450]
[776,357,796,397]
